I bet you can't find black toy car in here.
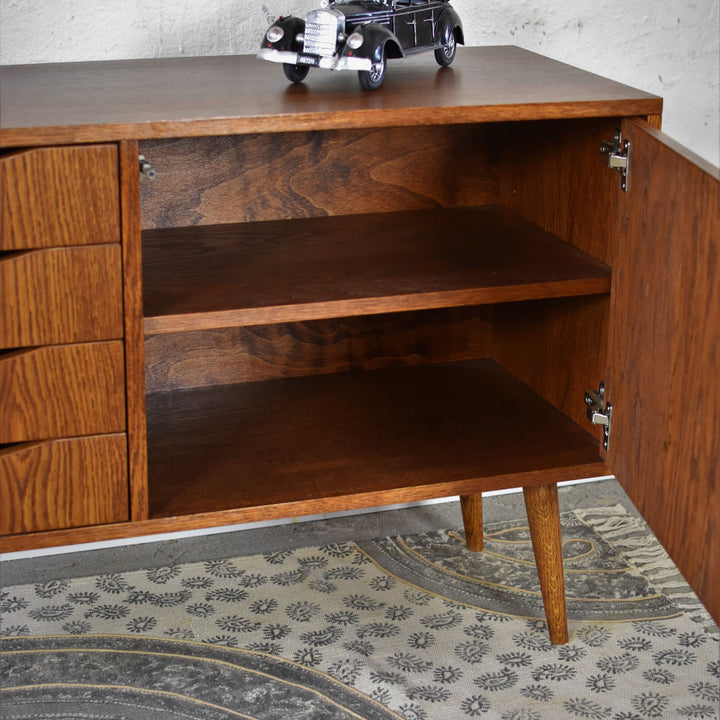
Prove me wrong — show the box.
[258,0,463,90]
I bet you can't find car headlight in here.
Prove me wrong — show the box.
[346,32,364,50]
[266,25,284,43]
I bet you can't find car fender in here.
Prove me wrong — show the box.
[342,23,404,64]
[260,16,306,53]
[436,7,464,46]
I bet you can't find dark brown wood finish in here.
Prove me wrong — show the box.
[0,48,661,148]
[145,308,492,392]
[140,126,499,228]
[492,296,610,435]
[495,118,621,437]
[146,360,605,519]
[607,118,720,625]
[142,206,611,334]
[2,47,715,640]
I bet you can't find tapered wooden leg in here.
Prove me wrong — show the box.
[460,494,483,551]
[523,483,569,644]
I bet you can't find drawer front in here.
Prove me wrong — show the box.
[0,245,124,349]
[0,434,129,534]
[0,342,126,444]
[1,145,120,250]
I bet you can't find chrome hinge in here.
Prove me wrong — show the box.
[600,130,630,192]
[139,154,156,179]
[585,381,612,450]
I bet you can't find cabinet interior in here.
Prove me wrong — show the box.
[137,116,618,522]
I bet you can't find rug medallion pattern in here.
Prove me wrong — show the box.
[1,506,718,719]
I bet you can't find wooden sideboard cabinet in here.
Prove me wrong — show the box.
[1,47,718,640]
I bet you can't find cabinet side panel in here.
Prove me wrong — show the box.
[491,297,608,436]
[498,118,620,265]
[139,126,500,229]
[145,308,493,391]
[494,118,617,436]
[608,118,720,625]
[120,140,150,521]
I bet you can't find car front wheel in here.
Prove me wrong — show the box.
[283,63,310,83]
[434,33,456,67]
[358,57,386,90]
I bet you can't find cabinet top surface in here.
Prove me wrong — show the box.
[0,46,662,147]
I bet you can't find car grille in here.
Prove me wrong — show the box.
[303,9,341,56]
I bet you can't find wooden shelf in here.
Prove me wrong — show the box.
[146,359,606,520]
[143,205,610,334]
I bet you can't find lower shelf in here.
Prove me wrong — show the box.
[146,359,606,520]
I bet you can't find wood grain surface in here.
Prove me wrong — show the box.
[145,308,492,392]
[0,48,662,148]
[460,494,484,551]
[0,342,126,444]
[492,296,610,438]
[523,483,569,644]
[119,140,150,522]
[494,117,621,441]
[139,125,499,228]
[146,359,605,520]
[142,205,611,334]
[607,118,720,625]
[0,245,123,349]
[0,434,128,535]
[1,145,119,249]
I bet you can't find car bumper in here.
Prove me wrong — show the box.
[257,48,372,72]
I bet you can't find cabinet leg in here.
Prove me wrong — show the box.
[523,483,569,644]
[460,494,483,551]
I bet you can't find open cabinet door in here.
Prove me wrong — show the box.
[606,117,719,625]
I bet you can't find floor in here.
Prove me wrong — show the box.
[0,477,641,586]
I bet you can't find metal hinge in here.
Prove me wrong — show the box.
[600,130,630,191]
[585,381,612,450]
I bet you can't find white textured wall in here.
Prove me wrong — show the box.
[1,0,718,166]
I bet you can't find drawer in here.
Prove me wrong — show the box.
[1,144,120,250]
[0,245,123,349]
[0,434,129,534]
[0,342,126,444]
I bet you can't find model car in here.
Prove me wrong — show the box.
[258,0,463,90]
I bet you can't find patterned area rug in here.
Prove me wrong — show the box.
[1,505,718,719]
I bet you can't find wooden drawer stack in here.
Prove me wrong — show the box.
[0,144,129,534]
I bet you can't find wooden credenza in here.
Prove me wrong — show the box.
[1,47,717,637]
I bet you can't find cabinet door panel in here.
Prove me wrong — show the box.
[1,145,119,250]
[607,118,720,624]
[0,342,126,443]
[0,434,128,534]
[0,245,123,349]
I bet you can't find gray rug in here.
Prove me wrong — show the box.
[1,505,718,719]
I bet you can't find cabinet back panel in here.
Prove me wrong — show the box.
[145,308,492,391]
[139,125,500,229]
